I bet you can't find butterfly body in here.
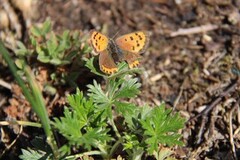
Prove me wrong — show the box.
[90,30,150,74]
[107,39,123,62]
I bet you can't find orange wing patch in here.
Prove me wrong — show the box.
[129,60,140,68]
[115,31,150,53]
[90,30,109,52]
[100,65,118,74]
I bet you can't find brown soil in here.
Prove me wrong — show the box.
[0,0,240,159]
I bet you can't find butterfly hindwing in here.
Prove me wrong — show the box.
[99,50,118,74]
[122,51,141,68]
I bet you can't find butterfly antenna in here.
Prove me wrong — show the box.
[112,29,121,39]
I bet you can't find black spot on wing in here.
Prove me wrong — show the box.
[93,32,98,39]
[130,36,133,40]
[136,40,140,47]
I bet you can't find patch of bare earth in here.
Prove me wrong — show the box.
[0,0,240,159]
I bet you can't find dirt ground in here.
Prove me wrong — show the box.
[0,0,240,159]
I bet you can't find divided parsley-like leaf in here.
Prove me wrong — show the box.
[141,105,185,154]
[53,89,111,151]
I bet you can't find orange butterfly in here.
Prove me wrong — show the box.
[89,30,150,74]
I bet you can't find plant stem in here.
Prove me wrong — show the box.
[105,78,121,139]
[109,138,123,158]
[0,120,42,128]
[108,68,142,79]
[65,150,102,159]
[109,116,121,138]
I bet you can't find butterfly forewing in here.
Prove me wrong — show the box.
[115,31,150,68]
[115,31,150,53]
[90,30,109,52]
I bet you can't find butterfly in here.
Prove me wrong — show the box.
[89,30,150,74]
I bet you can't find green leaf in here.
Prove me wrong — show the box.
[65,50,78,61]
[15,49,28,56]
[47,33,58,56]
[62,30,70,40]
[42,19,52,35]
[81,44,92,54]
[141,105,185,154]
[67,89,93,127]
[57,30,70,52]
[36,45,45,56]
[122,132,144,160]
[87,80,112,110]
[53,108,83,139]
[30,26,42,37]
[19,148,51,160]
[58,144,72,157]
[72,30,80,40]
[30,136,52,155]
[112,77,141,99]
[53,89,111,151]
[50,58,62,65]
[123,133,140,150]
[74,127,111,150]
[108,78,124,98]
[114,102,139,130]
[30,36,37,46]
[16,41,27,50]
[37,55,50,63]
[84,57,105,77]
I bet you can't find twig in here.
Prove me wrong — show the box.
[0,125,23,158]
[229,101,238,160]
[188,78,239,123]
[169,24,219,37]
[196,115,207,145]
[238,101,240,125]
[0,79,12,90]
[2,0,22,38]
[173,83,183,111]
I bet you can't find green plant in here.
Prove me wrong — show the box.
[15,19,91,87]
[0,41,58,159]
[0,19,90,159]
[50,59,186,159]
[0,18,185,159]
[16,19,90,65]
